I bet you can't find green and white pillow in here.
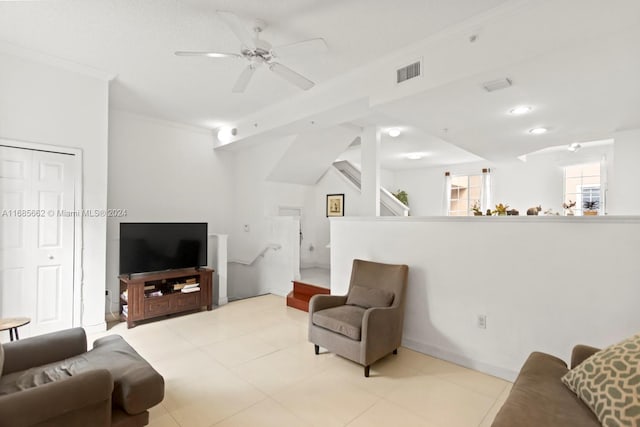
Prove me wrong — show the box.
[0,343,4,378]
[562,333,640,427]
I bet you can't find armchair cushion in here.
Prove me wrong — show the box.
[0,334,163,417]
[1,327,87,376]
[91,334,164,415]
[0,369,113,427]
[313,305,366,340]
[346,285,394,309]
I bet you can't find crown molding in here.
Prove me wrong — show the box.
[0,40,116,81]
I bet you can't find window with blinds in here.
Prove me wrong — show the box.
[564,163,601,215]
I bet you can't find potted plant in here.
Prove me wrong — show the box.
[583,200,599,216]
[471,200,483,216]
[392,190,409,206]
[563,200,576,216]
[492,203,509,216]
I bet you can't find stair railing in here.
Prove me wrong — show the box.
[332,160,409,216]
[229,243,282,266]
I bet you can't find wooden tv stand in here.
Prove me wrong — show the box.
[119,267,213,328]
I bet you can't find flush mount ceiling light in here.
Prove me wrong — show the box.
[568,143,582,152]
[405,152,424,160]
[387,128,402,138]
[217,126,237,143]
[509,106,532,115]
[529,127,548,135]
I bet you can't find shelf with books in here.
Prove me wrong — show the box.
[118,267,213,328]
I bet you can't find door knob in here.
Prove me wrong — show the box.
[48,255,54,260]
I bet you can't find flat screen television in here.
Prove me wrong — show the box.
[119,222,207,275]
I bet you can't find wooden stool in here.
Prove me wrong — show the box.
[0,317,31,341]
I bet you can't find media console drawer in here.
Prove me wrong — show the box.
[144,293,201,316]
[145,296,171,315]
[175,292,199,308]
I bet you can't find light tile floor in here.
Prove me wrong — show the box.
[91,295,512,427]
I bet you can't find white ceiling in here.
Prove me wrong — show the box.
[1,0,639,171]
[376,23,640,164]
[0,0,508,126]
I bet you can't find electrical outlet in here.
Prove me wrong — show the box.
[477,314,487,329]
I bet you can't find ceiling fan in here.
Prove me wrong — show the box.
[175,10,328,93]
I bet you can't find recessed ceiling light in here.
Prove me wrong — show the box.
[405,152,424,160]
[529,127,548,135]
[387,128,401,138]
[509,106,532,115]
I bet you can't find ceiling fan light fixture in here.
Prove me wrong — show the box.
[387,128,401,138]
[509,105,532,115]
[529,127,548,135]
[177,11,322,92]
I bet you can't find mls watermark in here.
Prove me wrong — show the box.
[1,209,128,218]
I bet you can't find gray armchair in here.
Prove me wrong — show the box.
[308,259,409,377]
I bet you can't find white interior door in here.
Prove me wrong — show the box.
[278,206,302,280]
[0,146,75,338]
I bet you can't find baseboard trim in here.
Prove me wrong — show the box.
[217,296,228,305]
[402,336,518,382]
[83,321,107,334]
[269,288,289,297]
[105,313,119,323]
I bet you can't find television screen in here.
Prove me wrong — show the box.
[119,222,207,275]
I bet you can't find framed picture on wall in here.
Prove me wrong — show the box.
[326,194,345,217]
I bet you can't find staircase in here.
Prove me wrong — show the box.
[286,281,330,312]
[332,160,410,216]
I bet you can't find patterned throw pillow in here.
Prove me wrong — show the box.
[562,333,640,427]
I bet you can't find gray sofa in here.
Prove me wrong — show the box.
[491,345,601,427]
[0,328,164,427]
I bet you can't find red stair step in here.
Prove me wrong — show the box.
[286,281,330,312]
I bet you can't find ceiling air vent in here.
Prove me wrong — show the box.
[482,78,512,92]
[396,60,421,84]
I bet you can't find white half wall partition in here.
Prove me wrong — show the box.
[330,216,640,381]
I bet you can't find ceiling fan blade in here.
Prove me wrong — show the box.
[216,10,256,51]
[272,38,328,58]
[232,65,256,93]
[174,51,241,58]
[269,62,315,90]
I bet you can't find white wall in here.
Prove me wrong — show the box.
[492,162,563,214]
[106,110,234,309]
[609,128,640,214]
[0,51,109,332]
[393,167,448,216]
[226,135,382,297]
[331,216,640,381]
[297,165,404,269]
[393,160,564,216]
[302,168,364,269]
[225,138,308,299]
